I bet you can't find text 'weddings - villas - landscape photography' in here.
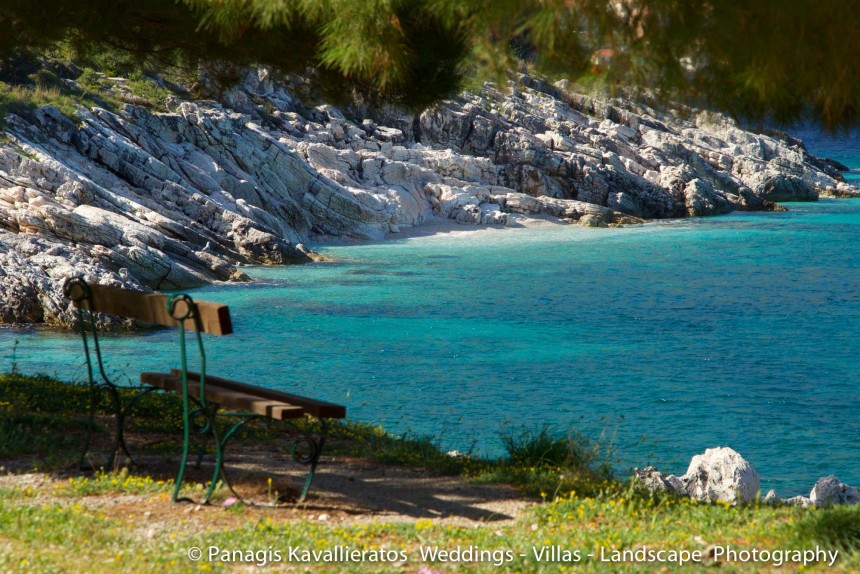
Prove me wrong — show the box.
[1,1,859,572]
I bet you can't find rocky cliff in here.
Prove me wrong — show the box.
[1,70,857,325]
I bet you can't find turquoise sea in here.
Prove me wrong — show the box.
[2,130,859,496]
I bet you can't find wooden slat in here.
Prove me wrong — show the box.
[173,370,346,419]
[70,283,232,335]
[141,372,306,420]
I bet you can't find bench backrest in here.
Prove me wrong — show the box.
[66,280,232,336]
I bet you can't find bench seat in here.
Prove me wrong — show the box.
[171,370,347,419]
[141,372,307,421]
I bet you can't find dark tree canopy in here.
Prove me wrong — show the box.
[0,0,469,110]
[1,0,859,126]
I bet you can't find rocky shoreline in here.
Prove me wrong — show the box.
[2,70,858,326]
[636,446,860,507]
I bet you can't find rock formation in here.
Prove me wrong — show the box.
[2,69,857,325]
[636,448,860,507]
[808,475,860,507]
[635,447,759,505]
[680,447,760,505]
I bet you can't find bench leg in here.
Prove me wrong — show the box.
[172,389,195,502]
[173,403,215,503]
[186,408,216,471]
[171,414,331,505]
[79,383,156,471]
[194,433,208,470]
[77,381,101,470]
[297,438,323,504]
[293,419,329,503]
[173,405,258,505]
[203,410,227,504]
[207,413,260,503]
[211,417,329,505]
[107,386,159,470]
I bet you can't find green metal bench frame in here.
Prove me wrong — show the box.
[63,276,345,504]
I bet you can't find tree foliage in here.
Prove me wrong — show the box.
[1,0,859,126]
[608,0,860,129]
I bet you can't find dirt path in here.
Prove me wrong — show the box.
[0,453,534,532]
[255,456,531,525]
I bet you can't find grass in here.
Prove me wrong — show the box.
[2,371,859,572]
[0,374,93,464]
[76,67,174,108]
[0,488,857,572]
[0,83,91,123]
[55,468,173,497]
[0,46,188,130]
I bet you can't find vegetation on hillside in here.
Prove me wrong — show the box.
[1,1,859,127]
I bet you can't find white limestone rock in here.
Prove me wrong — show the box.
[634,466,685,496]
[782,495,814,508]
[809,476,860,507]
[835,181,860,197]
[578,214,608,228]
[680,447,760,505]
[634,466,669,493]
[684,178,732,217]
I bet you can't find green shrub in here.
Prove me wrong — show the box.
[794,505,860,552]
[493,423,617,499]
[27,69,64,91]
[77,67,105,92]
[501,424,572,467]
[500,423,607,472]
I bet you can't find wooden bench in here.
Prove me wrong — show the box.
[64,276,346,504]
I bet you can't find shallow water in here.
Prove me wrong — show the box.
[4,196,859,496]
